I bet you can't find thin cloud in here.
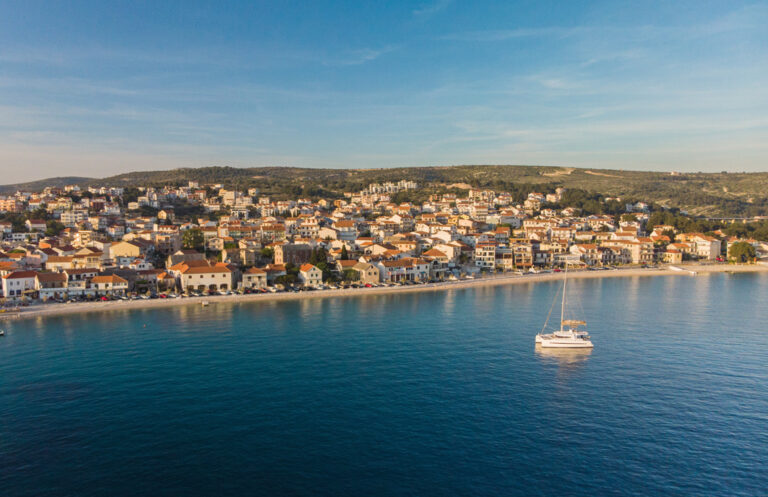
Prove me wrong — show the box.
[413,0,452,17]
[441,26,587,42]
[441,6,767,43]
[321,46,398,66]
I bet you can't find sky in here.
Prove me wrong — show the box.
[0,0,767,183]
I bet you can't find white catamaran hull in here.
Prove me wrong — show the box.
[539,338,594,348]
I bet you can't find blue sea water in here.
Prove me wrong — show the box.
[1,273,767,496]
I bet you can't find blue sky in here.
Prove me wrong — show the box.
[1,0,766,182]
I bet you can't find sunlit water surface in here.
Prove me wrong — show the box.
[1,273,767,496]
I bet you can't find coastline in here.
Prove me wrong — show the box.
[3,264,766,322]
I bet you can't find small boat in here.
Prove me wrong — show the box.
[201,300,210,307]
[0,330,5,336]
[536,265,593,349]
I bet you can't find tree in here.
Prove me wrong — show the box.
[621,213,638,223]
[340,245,349,260]
[30,207,51,221]
[729,242,756,263]
[275,274,297,286]
[342,269,359,282]
[309,247,328,265]
[45,220,65,236]
[182,228,204,250]
[315,261,332,281]
[260,246,274,262]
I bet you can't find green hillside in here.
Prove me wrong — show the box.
[3,166,768,217]
[0,176,96,195]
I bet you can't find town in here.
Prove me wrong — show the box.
[0,179,765,304]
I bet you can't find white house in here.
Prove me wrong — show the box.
[36,272,68,300]
[177,262,235,293]
[90,274,129,296]
[2,270,39,299]
[25,219,47,231]
[242,267,267,289]
[691,234,722,260]
[299,263,323,287]
[333,220,358,241]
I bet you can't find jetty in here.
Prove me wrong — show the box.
[669,265,697,275]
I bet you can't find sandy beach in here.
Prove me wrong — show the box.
[3,263,766,322]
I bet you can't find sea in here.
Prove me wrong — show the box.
[1,273,767,496]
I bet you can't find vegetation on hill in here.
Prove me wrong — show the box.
[4,165,768,217]
[0,176,95,195]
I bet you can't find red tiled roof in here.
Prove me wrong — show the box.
[3,270,38,279]
[91,275,128,284]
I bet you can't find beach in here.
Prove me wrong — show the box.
[3,263,766,322]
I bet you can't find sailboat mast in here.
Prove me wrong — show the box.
[560,264,567,331]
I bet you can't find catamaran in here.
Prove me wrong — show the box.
[535,265,593,349]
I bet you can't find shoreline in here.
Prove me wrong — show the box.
[3,264,766,322]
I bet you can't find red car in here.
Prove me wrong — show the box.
[100,296,109,301]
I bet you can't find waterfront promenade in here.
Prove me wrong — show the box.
[4,263,765,322]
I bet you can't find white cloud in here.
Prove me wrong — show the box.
[321,46,398,66]
[413,0,452,17]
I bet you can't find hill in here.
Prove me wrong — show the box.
[3,165,768,217]
[0,176,96,195]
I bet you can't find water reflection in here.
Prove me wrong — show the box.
[534,345,592,370]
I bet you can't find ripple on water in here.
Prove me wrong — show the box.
[1,273,767,497]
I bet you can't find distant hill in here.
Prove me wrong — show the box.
[0,176,96,195]
[3,165,768,217]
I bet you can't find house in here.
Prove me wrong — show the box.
[2,270,38,299]
[176,262,235,293]
[157,271,178,291]
[333,220,358,241]
[690,234,722,260]
[242,267,267,289]
[264,263,287,284]
[494,247,515,272]
[376,259,408,282]
[136,269,164,292]
[374,258,430,282]
[90,274,129,297]
[598,246,630,265]
[299,263,323,287]
[474,242,497,270]
[25,219,47,232]
[334,259,357,278]
[36,272,68,300]
[274,243,312,265]
[109,240,146,260]
[663,249,683,264]
[570,244,600,266]
[351,262,380,285]
[167,249,205,267]
[0,260,20,277]
[422,248,450,264]
[62,268,99,296]
[402,257,431,281]
[297,218,320,238]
